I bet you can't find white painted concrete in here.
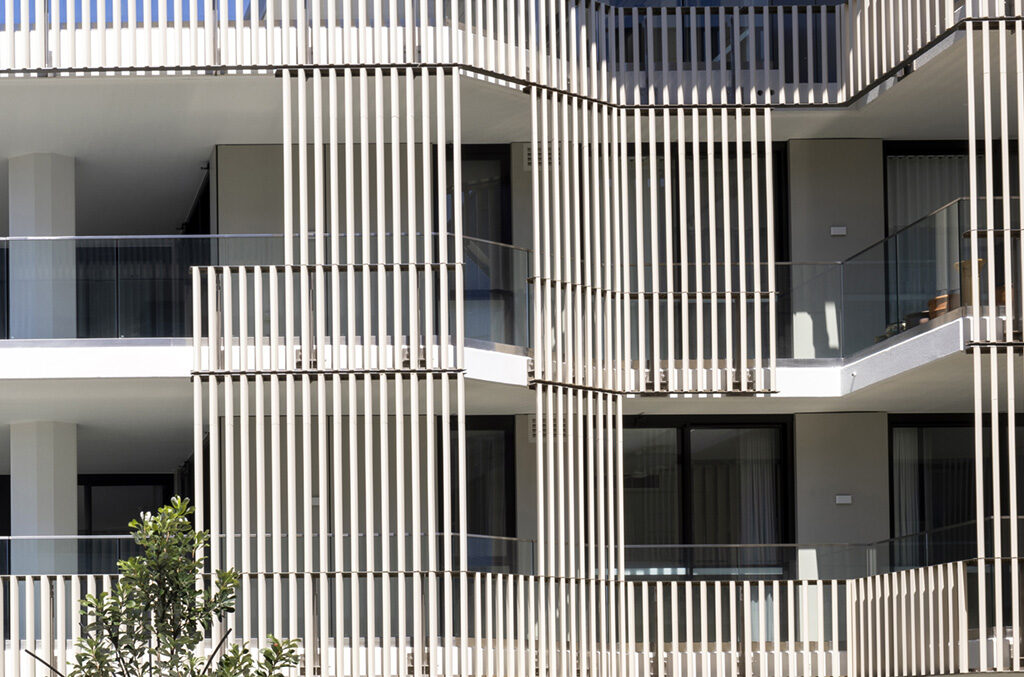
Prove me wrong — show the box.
[0,339,191,380]
[10,421,78,573]
[8,153,77,339]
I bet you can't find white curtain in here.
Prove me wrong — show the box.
[688,428,781,572]
[738,429,781,546]
[886,155,969,233]
[892,428,921,537]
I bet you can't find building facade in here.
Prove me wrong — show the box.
[0,0,1020,674]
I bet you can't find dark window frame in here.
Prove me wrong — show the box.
[440,414,518,539]
[622,414,795,545]
[886,413,1024,566]
[438,143,514,245]
[78,474,175,536]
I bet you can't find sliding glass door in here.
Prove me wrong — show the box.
[623,418,791,579]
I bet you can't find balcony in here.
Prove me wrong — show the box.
[0,213,992,375]
[0,234,282,340]
[0,527,1013,676]
[0,532,536,576]
[624,521,981,583]
[1,519,990,581]
[780,197,1004,360]
[0,233,532,350]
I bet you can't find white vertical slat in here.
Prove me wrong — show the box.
[749,110,763,391]
[685,582,694,677]
[967,22,990,675]
[899,569,908,676]
[735,109,748,392]
[690,109,704,392]
[1013,21,1024,675]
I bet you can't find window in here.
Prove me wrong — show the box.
[444,145,524,346]
[78,475,174,536]
[465,417,516,539]
[623,417,791,578]
[888,415,1024,568]
[444,416,519,573]
[689,427,785,546]
[76,474,173,574]
[623,427,681,545]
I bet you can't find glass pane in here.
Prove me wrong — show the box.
[891,425,980,568]
[446,151,510,245]
[461,159,508,243]
[777,263,843,358]
[461,238,530,346]
[623,427,680,546]
[465,429,511,538]
[689,427,783,545]
[77,241,117,337]
[83,484,166,535]
[117,240,198,338]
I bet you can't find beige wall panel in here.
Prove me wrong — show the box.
[788,138,885,262]
[794,411,889,547]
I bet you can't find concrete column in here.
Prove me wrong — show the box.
[10,421,78,574]
[794,412,889,579]
[8,153,76,339]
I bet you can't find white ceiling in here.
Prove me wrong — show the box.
[0,376,192,473]
[0,74,283,236]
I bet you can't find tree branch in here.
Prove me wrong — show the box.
[200,628,233,675]
[25,649,67,677]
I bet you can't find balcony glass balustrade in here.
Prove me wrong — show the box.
[0,533,536,576]
[0,234,284,340]
[0,201,999,360]
[779,197,1005,359]
[0,233,532,348]
[0,519,994,579]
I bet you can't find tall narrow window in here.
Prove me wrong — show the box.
[623,427,681,546]
[447,416,517,573]
[77,474,173,574]
[445,145,523,346]
[890,419,983,568]
[466,424,515,538]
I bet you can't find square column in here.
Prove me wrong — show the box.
[8,153,77,339]
[10,421,78,574]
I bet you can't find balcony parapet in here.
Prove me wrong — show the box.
[0,0,990,109]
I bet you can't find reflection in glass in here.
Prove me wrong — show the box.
[623,428,681,546]
[689,427,783,546]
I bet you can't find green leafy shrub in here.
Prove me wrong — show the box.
[46,496,299,677]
